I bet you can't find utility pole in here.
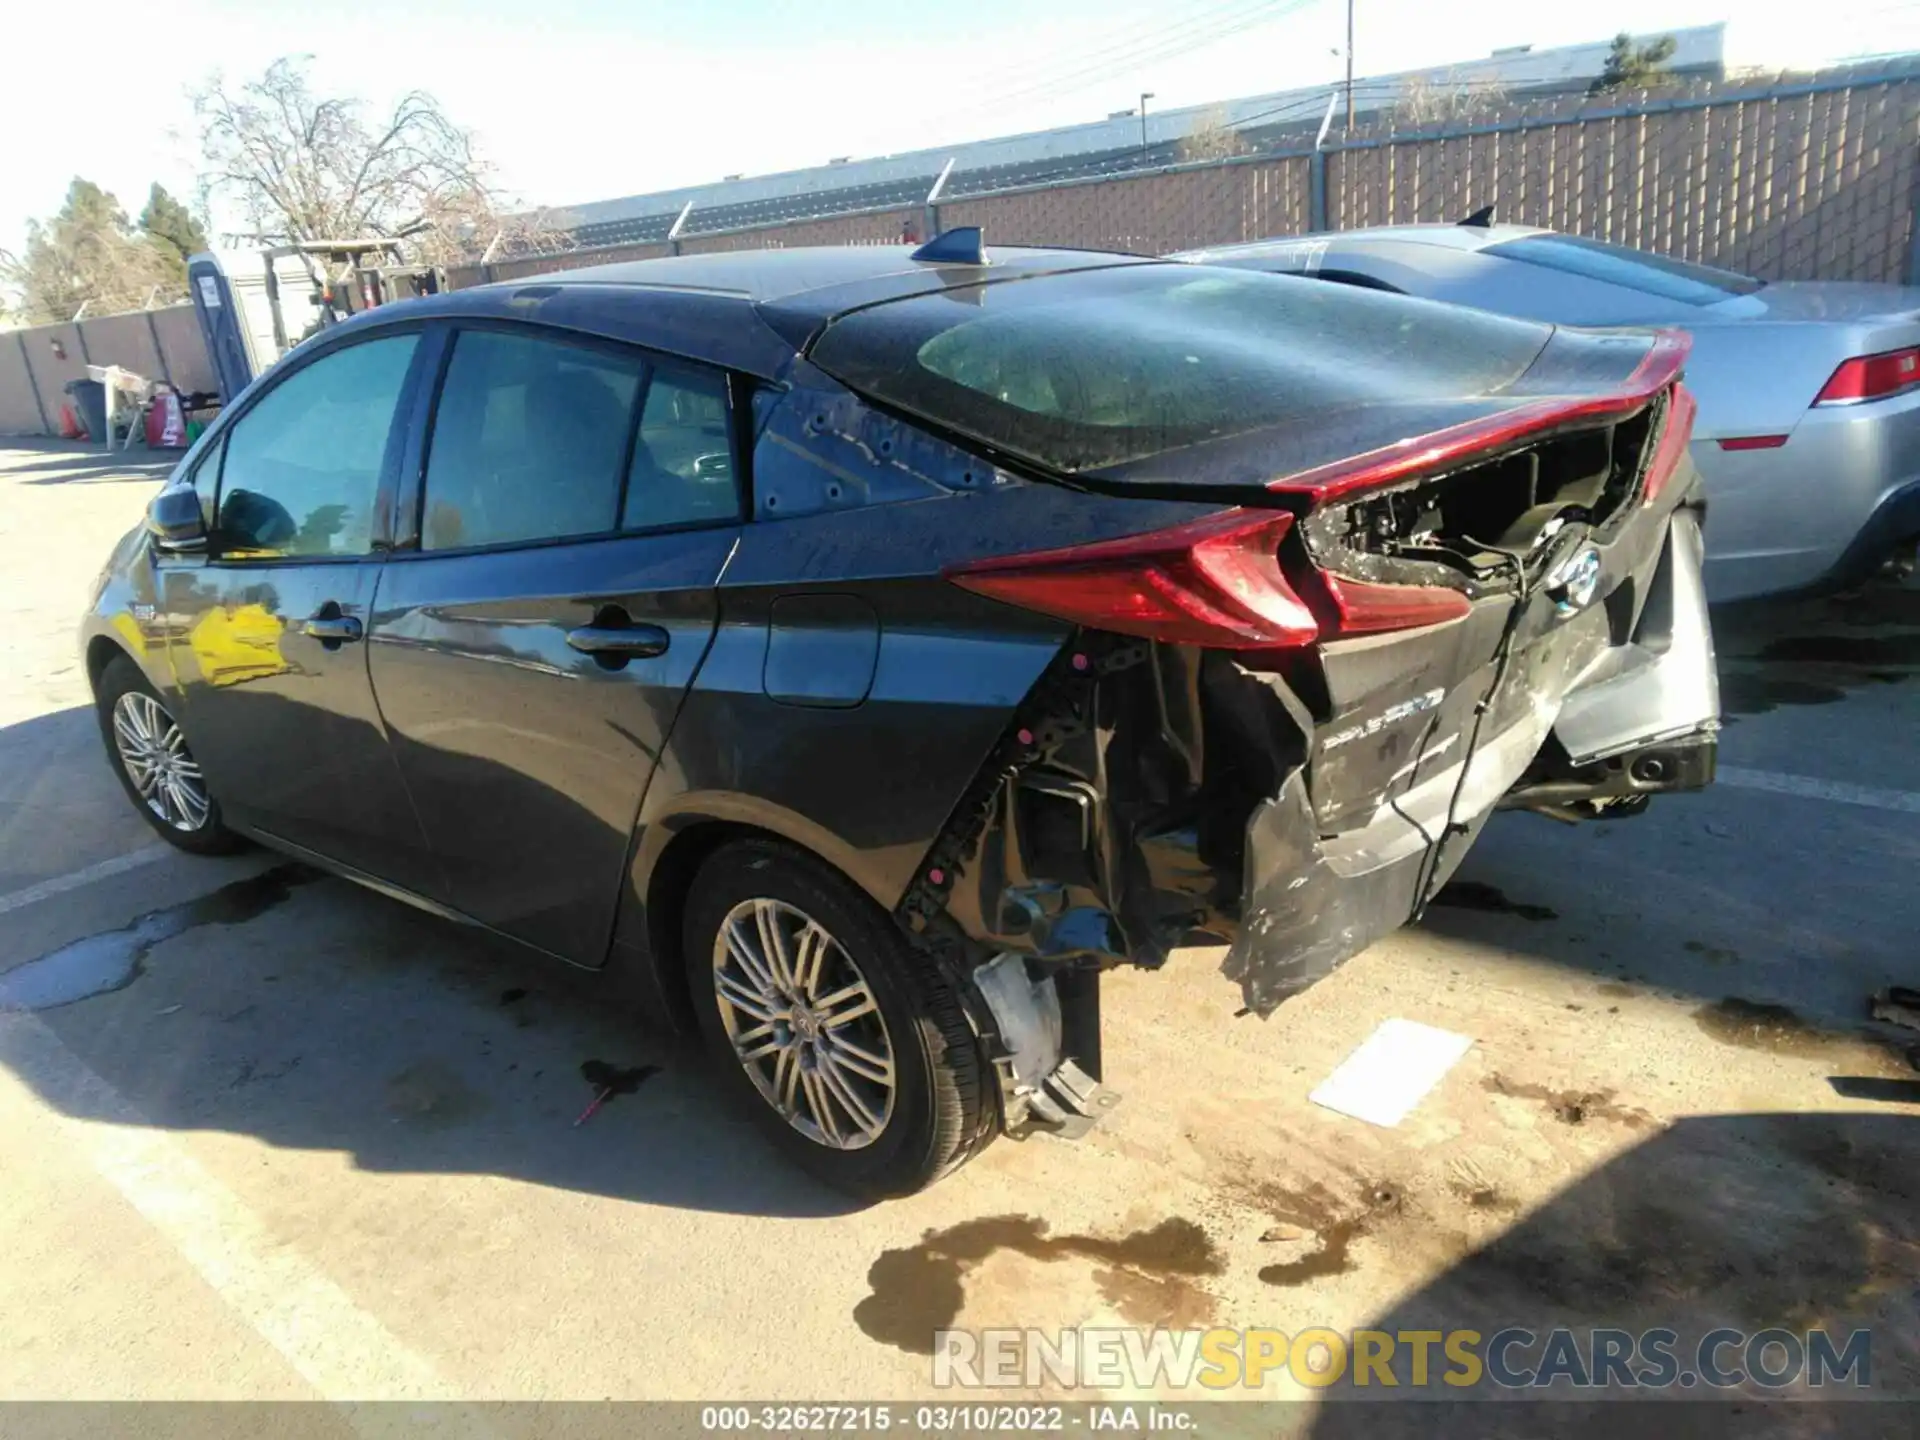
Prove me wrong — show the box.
[1140,91,1154,154]
[1344,0,1355,133]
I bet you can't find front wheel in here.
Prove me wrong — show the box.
[94,655,244,855]
[683,839,992,1198]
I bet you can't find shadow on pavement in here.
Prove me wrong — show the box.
[1306,1111,1917,1434]
[0,705,859,1221]
[1423,573,1920,1044]
[3,437,179,485]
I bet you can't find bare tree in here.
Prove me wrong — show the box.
[192,57,568,265]
[1390,75,1512,129]
[1180,107,1248,164]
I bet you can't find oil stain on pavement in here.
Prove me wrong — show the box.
[855,1215,1221,1353]
[1481,1073,1654,1129]
[0,864,317,1012]
[1250,1179,1404,1289]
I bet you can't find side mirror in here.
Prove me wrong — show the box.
[146,486,208,553]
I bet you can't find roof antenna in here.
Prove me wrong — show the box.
[910,226,987,265]
[1458,205,1496,228]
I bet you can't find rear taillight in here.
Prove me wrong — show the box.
[947,509,1471,651]
[948,510,1318,649]
[1641,383,1697,506]
[1815,346,1920,405]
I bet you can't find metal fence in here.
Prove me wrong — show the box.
[449,58,1920,290]
[6,63,1917,435]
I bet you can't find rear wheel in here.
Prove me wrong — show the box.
[94,655,243,855]
[684,838,991,1197]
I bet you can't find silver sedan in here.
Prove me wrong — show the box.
[1181,224,1920,602]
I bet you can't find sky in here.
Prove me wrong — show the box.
[5,0,1919,257]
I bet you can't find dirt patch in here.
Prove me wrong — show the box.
[854,1215,1222,1353]
[1481,1073,1654,1130]
[1430,881,1558,922]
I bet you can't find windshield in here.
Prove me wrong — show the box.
[809,264,1552,473]
[1487,234,1764,305]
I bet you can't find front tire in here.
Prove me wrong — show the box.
[94,655,243,855]
[684,838,992,1198]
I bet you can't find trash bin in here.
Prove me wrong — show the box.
[64,379,107,444]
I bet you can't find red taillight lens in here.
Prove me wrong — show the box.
[948,508,1476,650]
[948,509,1319,649]
[1815,346,1920,405]
[1316,573,1472,634]
[1641,383,1697,506]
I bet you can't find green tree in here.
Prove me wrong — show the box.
[0,179,175,324]
[139,183,209,286]
[1591,32,1679,93]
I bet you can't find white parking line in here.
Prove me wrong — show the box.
[0,1011,465,1408]
[0,845,170,918]
[1717,766,1920,816]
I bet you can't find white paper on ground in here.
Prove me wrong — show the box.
[1308,1018,1474,1127]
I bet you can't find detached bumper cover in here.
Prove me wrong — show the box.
[1224,511,1718,1016]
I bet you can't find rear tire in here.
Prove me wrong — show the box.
[94,655,244,856]
[683,838,991,1198]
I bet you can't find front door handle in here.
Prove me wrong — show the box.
[303,612,363,643]
[566,622,670,658]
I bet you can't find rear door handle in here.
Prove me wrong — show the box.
[566,622,670,658]
[303,614,363,642]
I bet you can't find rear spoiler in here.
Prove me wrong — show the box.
[1266,330,1692,503]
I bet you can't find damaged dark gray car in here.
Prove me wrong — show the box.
[83,235,1718,1196]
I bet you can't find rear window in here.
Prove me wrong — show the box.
[1487,234,1763,305]
[808,265,1550,473]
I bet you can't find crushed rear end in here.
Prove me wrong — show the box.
[806,263,1718,1133]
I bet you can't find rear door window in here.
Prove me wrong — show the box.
[214,333,419,557]
[421,329,643,550]
[622,367,739,530]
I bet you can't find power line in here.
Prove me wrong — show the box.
[933,0,1286,111]
[925,0,1327,131]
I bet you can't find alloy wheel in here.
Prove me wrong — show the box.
[711,897,897,1150]
[111,691,211,833]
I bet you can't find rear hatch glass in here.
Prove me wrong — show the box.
[808,264,1554,475]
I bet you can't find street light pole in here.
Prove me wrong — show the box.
[1140,91,1154,154]
[1344,0,1355,133]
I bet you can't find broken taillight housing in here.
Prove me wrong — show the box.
[948,510,1318,649]
[1815,346,1920,405]
[1641,382,1698,507]
[947,508,1471,651]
